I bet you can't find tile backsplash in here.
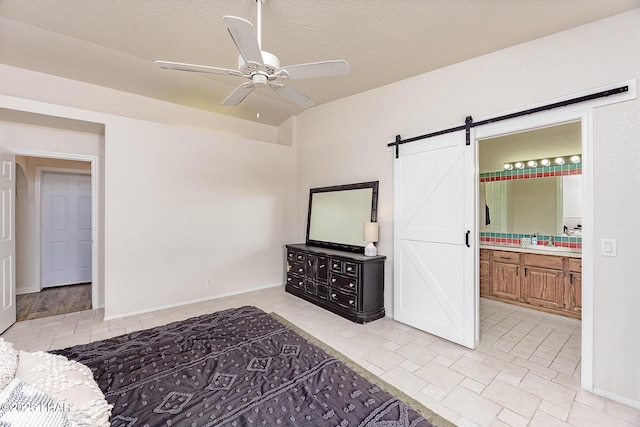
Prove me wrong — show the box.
[480,232,582,249]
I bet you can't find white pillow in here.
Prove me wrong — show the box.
[0,338,19,390]
[16,350,112,427]
[0,378,72,427]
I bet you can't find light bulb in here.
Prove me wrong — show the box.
[503,163,513,170]
[541,159,551,166]
[527,160,537,167]
[515,162,525,169]
[555,157,565,165]
[570,155,580,163]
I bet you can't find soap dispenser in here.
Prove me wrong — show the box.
[531,234,538,245]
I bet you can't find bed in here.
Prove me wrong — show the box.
[49,305,437,426]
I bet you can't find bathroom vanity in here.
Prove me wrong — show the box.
[480,245,581,319]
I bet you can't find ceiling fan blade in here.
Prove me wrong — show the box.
[268,82,316,109]
[223,16,264,65]
[222,82,255,106]
[278,60,350,80]
[155,60,243,77]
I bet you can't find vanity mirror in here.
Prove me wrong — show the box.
[480,175,582,235]
[306,181,379,252]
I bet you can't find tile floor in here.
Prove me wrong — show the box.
[2,287,639,427]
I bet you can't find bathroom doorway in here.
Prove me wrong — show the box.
[477,122,583,374]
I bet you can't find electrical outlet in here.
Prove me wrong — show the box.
[206,279,212,287]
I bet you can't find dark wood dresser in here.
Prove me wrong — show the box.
[285,243,386,323]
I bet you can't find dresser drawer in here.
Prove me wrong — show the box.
[287,261,306,276]
[330,273,357,294]
[344,262,358,276]
[493,251,520,264]
[330,259,343,273]
[329,289,357,310]
[286,273,304,290]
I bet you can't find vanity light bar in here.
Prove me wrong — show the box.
[503,154,580,171]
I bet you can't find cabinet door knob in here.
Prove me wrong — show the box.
[331,278,336,283]
[349,299,354,306]
[287,277,291,282]
[331,293,336,299]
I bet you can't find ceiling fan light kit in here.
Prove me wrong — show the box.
[156,0,349,111]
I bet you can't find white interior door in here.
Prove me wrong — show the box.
[41,171,92,288]
[0,147,16,333]
[393,131,477,348]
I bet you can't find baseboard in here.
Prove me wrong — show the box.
[103,282,283,321]
[16,285,39,295]
[592,387,640,410]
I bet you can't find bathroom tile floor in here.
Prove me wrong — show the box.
[3,288,639,427]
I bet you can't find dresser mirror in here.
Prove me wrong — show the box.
[306,181,379,252]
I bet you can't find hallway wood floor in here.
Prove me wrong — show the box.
[16,283,91,321]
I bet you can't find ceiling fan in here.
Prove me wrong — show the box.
[155,0,349,109]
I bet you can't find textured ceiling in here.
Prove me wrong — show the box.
[1,0,638,126]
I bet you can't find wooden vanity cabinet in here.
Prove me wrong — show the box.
[490,251,521,301]
[479,249,491,295]
[481,248,581,319]
[566,258,582,314]
[521,254,565,311]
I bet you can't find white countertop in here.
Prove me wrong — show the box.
[480,244,582,258]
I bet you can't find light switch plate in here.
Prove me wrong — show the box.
[601,239,617,257]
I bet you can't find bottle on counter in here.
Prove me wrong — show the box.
[531,233,538,245]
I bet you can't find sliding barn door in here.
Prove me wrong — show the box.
[393,131,477,348]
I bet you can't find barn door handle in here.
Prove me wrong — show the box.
[465,230,470,247]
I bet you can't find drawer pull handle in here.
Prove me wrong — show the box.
[287,277,291,282]
[333,264,338,268]
[331,293,336,299]
[320,265,326,269]
[349,299,354,306]
[298,268,304,273]
[349,283,355,288]
[298,281,303,286]
[331,278,336,283]
[347,267,353,272]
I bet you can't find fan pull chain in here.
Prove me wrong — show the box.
[256,86,261,118]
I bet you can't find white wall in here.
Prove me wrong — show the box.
[103,118,297,316]
[295,10,640,405]
[0,66,297,319]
